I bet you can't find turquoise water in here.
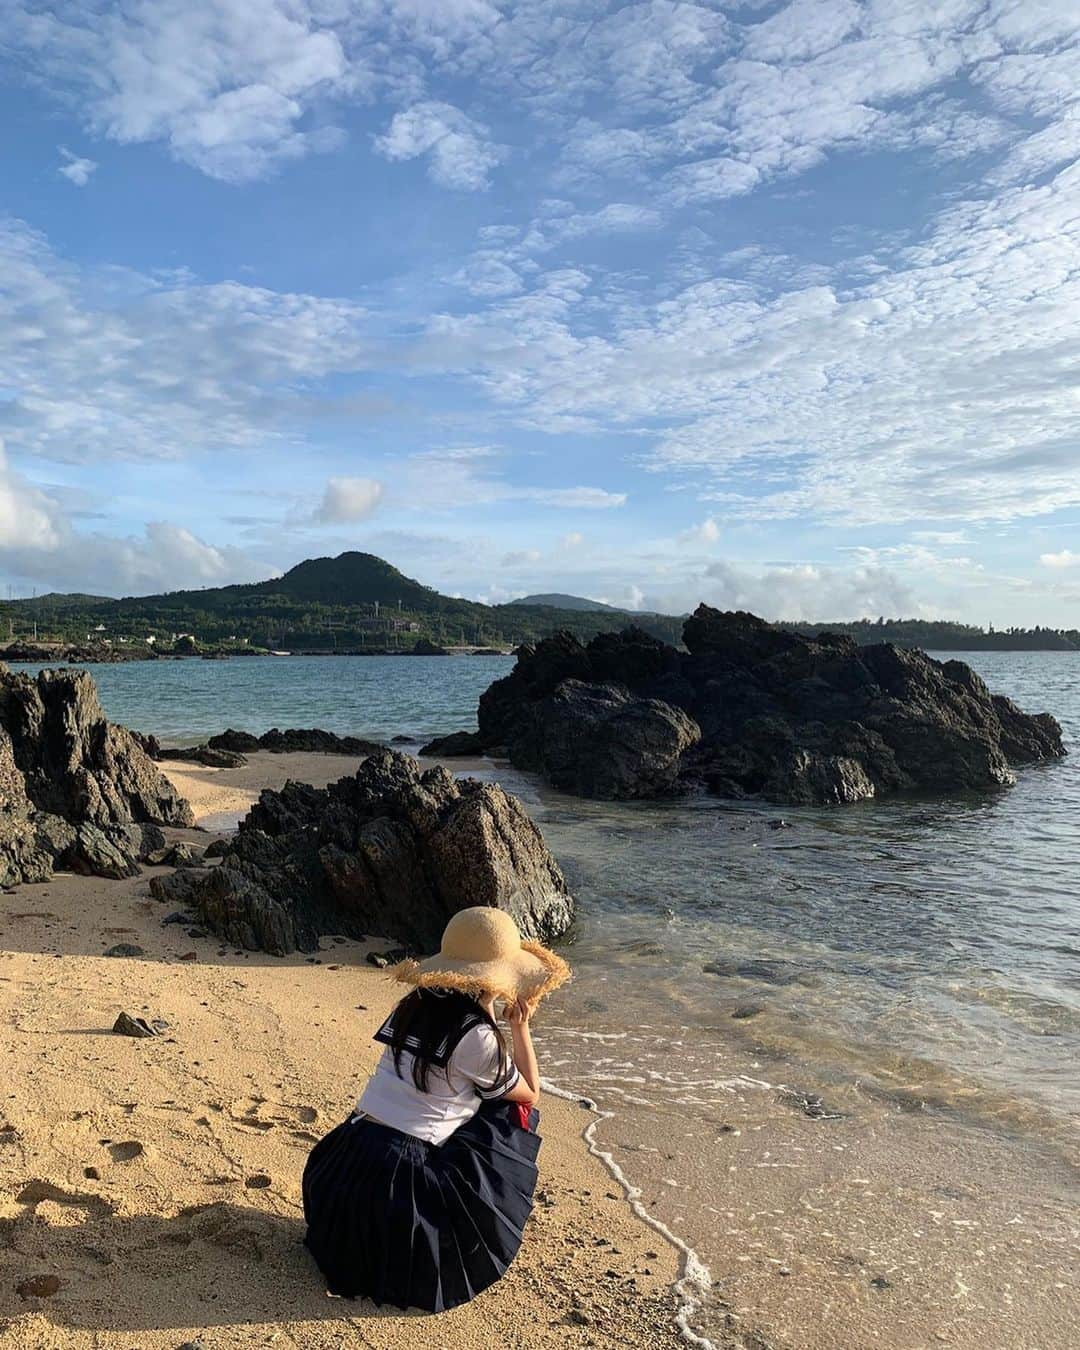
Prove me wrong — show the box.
[9,647,1078,1343]
[11,649,1078,1128]
[6,654,513,744]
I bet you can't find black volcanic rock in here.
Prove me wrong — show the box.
[206,727,382,756]
[467,608,1065,805]
[149,749,574,956]
[157,745,248,768]
[419,731,485,757]
[0,665,193,886]
[499,680,700,799]
[207,729,262,753]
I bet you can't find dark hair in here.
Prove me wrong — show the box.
[387,987,509,1094]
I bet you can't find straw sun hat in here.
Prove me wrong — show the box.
[390,907,570,1006]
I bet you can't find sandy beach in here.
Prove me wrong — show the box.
[155,751,366,830]
[3,752,1078,1350]
[0,754,693,1350]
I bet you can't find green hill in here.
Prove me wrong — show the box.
[510,593,628,613]
[5,553,1076,655]
[2,552,685,652]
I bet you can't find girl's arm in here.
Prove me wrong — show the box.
[500,997,541,1105]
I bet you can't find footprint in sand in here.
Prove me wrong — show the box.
[226,1096,320,1141]
[17,1274,62,1299]
[16,1179,115,1224]
[107,1140,144,1163]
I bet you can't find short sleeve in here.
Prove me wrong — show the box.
[450,1025,519,1100]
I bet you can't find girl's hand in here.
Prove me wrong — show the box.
[506,995,534,1027]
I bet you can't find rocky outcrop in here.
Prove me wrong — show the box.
[419,730,485,757]
[0,666,193,886]
[150,749,573,956]
[499,680,700,799]
[0,642,156,664]
[462,608,1065,805]
[156,745,248,769]
[207,727,382,756]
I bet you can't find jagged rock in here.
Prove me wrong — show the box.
[113,1012,157,1038]
[206,727,382,756]
[66,824,142,879]
[419,731,485,757]
[157,745,248,768]
[501,680,700,799]
[104,943,145,958]
[203,838,229,858]
[130,730,162,759]
[207,729,261,753]
[464,608,1065,806]
[168,842,207,869]
[149,749,574,957]
[0,666,193,886]
[412,638,449,655]
[257,727,383,756]
[146,843,206,869]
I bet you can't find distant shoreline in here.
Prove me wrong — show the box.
[0,646,517,665]
[2,642,1076,666]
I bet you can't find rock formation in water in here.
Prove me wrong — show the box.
[0,666,194,886]
[207,728,383,756]
[150,749,574,956]
[460,608,1065,805]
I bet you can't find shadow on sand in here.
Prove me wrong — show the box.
[0,1185,428,1332]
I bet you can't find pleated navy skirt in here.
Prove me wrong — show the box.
[302,1101,541,1312]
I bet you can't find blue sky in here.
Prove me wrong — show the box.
[1,0,1079,624]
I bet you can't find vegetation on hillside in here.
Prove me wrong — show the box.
[0,553,1075,656]
[0,553,684,654]
[779,617,1079,651]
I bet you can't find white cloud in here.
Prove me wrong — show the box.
[0,219,370,463]
[414,151,1080,528]
[0,443,62,550]
[1040,549,1079,569]
[0,441,271,594]
[11,1,351,182]
[637,559,926,623]
[451,257,524,297]
[501,548,541,567]
[4,0,1079,219]
[313,476,384,524]
[374,101,504,189]
[403,448,625,514]
[679,517,720,546]
[561,531,585,548]
[57,146,97,186]
[520,486,626,510]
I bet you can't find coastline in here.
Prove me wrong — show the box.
[0,786,691,1348]
[4,749,1077,1349]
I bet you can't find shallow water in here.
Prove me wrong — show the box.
[15,650,1077,1131]
[8,653,513,744]
[13,648,1079,1345]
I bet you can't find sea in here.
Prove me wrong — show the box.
[10,650,1079,1348]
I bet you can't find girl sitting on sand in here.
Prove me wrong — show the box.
[302,906,569,1312]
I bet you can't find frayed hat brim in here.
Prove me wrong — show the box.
[389,939,570,1005]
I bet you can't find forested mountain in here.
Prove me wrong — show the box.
[1,553,1075,656]
[0,553,684,653]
